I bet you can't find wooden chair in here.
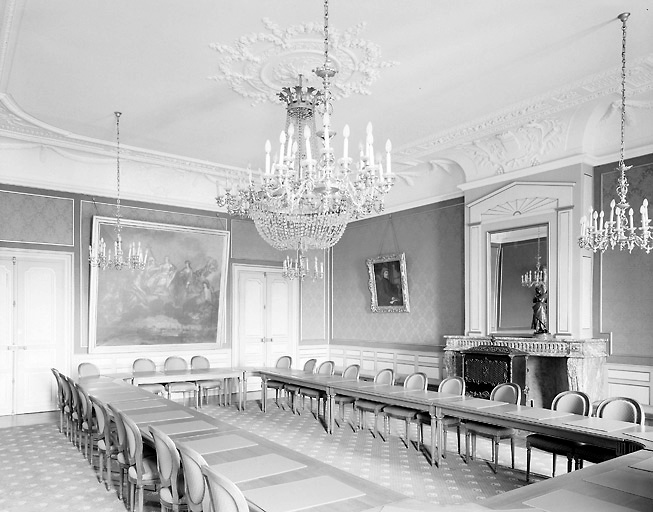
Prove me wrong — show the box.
[149,425,188,512]
[66,375,82,449]
[121,411,160,512]
[132,358,165,396]
[380,372,428,448]
[108,403,133,502]
[75,382,97,463]
[191,355,224,407]
[202,465,248,512]
[78,362,101,378]
[164,356,197,407]
[333,364,361,428]
[462,382,522,473]
[177,442,211,512]
[89,395,118,491]
[526,390,591,481]
[284,358,317,413]
[50,368,66,434]
[354,368,396,437]
[297,360,334,418]
[575,396,644,468]
[265,355,293,408]
[415,376,465,457]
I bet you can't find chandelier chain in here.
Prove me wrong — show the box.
[115,111,122,235]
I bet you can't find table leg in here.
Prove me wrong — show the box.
[434,406,444,467]
[261,376,268,413]
[327,391,335,434]
[242,372,247,411]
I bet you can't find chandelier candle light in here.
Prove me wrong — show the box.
[216,0,395,279]
[89,112,147,271]
[578,13,653,254]
[522,233,547,288]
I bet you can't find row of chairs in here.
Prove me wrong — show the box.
[52,367,248,512]
[77,355,226,407]
[267,357,645,477]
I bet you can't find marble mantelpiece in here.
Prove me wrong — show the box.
[444,335,607,407]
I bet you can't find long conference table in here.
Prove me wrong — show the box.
[258,368,653,469]
[78,374,406,512]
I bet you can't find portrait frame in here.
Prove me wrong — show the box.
[88,216,230,353]
[366,252,410,313]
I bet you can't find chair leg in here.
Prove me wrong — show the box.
[492,436,499,474]
[510,437,515,469]
[464,430,471,464]
[526,445,532,482]
[566,454,573,474]
[552,453,557,477]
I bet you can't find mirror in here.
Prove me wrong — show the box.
[489,225,548,335]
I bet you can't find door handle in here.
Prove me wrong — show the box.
[269,338,273,343]
[261,337,266,343]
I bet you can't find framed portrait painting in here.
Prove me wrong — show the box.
[88,216,230,352]
[366,252,410,313]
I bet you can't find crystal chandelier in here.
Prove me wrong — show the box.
[283,250,325,282]
[216,0,395,270]
[522,232,547,288]
[579,13,653,254]
[89,112,147,271]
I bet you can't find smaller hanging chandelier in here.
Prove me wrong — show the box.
[522,232,547,288]
[579,13,653,254]
[282,250,324,282]
[89,112,147,271]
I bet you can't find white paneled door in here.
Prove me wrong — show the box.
[234,266,298,391]
[0,250,72,415]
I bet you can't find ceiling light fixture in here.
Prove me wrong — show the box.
[216,0,395,277]
[89,112,147,270]
[579,13,652,254]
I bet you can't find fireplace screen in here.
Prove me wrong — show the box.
[462,345,528,402]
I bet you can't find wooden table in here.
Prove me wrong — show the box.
[128,367,245,410]
[79,374,406,512]
[483,448,653,512]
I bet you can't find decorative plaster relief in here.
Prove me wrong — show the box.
[482,197,558,219]
[208,18,398,105]
[458,119,566,176]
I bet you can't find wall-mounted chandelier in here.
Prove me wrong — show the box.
[579,13,652,254]
[216,0,395,276]
[89,112,147,271]
[283,250,325,282]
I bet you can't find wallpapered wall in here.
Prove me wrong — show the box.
[332,199,465,348]
[597,156,653,364]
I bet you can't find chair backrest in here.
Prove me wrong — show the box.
[133,358,157,372]
[66,375,80,418]
[596,396,644,425]
[75,382,93,426]
[150,425,184,504]
[551,390,591,416]
[177,442,210,512]
[303,358,317,373]
[78,362,100,378]
[191,355,210,370]
[374,368,395,386]
[164,356,188,371]
[342,364,360,380]
[490,382,522,404]
[120,411,153,486]
[316,360,335,376]
[202,465,249,512]
[275,356,292,369]
[89,395,110,446]
[59,374,72,409]
[404,372,428,391]
[51,368,64,407]
[107,403,128,464]
[439,376,465,396]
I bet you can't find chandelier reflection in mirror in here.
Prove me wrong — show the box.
[578,13,653,254]
[216,0,395,279]
[521,231,547,288]
[89,112,147,271]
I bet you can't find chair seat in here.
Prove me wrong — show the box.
[383,405,420,419]
[284,384,300,393]
[128,456,159,482]
[415,412,460,427]
[199,379,223,390]
[574,443,617,464]
[355,399,385,413]
[300,387,324,399]
[335,394,356,404]
[464,421,515,437]
[139,383,166,394]
[527,434,579,453]
[159,473,186,506]
[166,382,196,392]
[266,380,285,390]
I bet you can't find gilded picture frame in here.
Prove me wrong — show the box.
[366,252,410,313]
[88,216,230,352]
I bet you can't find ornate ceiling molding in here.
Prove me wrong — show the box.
[0,93,246,180]
[394,55,653,162]
[208,18,398,105]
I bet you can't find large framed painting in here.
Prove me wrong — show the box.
[89,216,230,352]
[366,252,410,313]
